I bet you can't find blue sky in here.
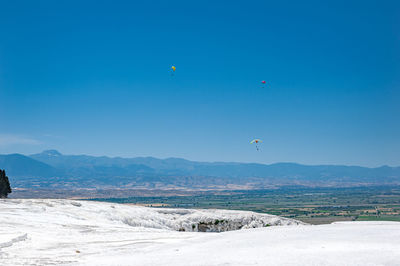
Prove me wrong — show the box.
[0,0,399,166]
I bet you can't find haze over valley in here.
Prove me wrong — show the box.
[2,150,399,191]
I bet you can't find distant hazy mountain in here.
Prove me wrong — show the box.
[0,154,60,177]
[0,150,399,189]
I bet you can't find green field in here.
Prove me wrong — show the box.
[91,186,400,225]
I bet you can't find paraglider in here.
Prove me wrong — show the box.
[250,139,262,151]
[261,80,266,88]
[171,66,176,76]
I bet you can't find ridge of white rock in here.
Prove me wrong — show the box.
[0,199,304,232]
[0,234,27,249]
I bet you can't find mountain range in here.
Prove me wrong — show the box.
[1,150,399,189]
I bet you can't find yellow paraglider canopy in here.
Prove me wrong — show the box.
[171,66,176,71]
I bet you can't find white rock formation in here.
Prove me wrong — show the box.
[0,199,399,266]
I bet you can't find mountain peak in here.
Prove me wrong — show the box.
[41,150,62,157]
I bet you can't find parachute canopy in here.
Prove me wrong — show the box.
[171,66,176,72]
[250,139,262,144]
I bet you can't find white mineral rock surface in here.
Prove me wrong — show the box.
[0,199,399,265]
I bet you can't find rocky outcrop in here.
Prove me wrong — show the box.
[152,208,306,232]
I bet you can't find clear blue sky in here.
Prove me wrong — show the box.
[0,0,399,166]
